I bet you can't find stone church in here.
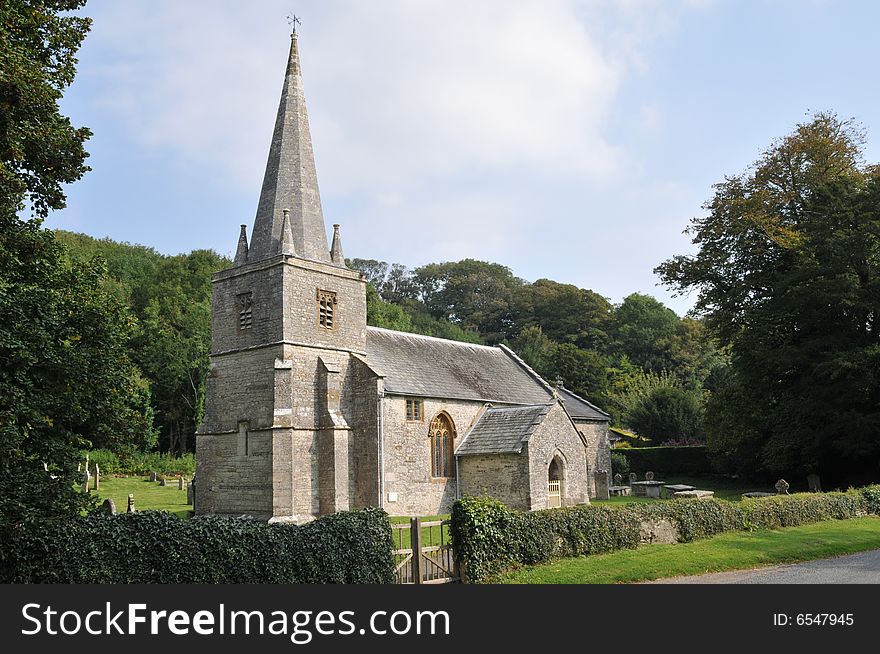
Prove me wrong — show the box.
[195,33,611,521]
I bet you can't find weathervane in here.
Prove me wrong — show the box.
[287,13,301,35]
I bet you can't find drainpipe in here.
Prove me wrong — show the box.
[377,392,385,509]
[455,454,460,500]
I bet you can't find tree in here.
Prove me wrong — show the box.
[1,223,155,524]
[511,279,612,350]
[1,1,92,217]
[610,293,680,373]
[1,2,155,524]
[411,259,523,342]
[657,113,879,476]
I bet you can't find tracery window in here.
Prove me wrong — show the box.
[317,289,337,329]
[429,413,455,478]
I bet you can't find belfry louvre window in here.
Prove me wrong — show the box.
[317,289,337,329]
[406,398,423,421]
[429,413,455,478]
[238,292,253,331]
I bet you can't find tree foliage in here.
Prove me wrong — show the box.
[658,113,880,476]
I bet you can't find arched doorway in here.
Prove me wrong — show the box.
[548,455,565,508]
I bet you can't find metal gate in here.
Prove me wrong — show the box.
[392,518,459,584]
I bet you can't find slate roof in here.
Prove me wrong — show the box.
[365,327,553,405]
[455,405,552,456]
[556,386,610,422]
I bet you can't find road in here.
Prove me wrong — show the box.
[649,548,880,584]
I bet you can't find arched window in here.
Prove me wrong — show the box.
[429,413,455,478]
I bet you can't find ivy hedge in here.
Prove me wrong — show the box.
[0,508,394,584]
[623,445,712,475]
[452,487,880,583]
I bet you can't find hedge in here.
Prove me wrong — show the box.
[452,487,880,582]
[0,508,394,584]
[623,445,711,475]
[451,498,641,583]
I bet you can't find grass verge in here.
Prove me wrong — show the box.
[499,516,880,584]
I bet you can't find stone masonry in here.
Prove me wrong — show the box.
[196,32,611,521]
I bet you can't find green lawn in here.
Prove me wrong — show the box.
[389,515,451,548]
[90,475,191,518]
[499,516,880,584]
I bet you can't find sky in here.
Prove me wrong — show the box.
[47,0,880,316]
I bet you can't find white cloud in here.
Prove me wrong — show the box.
[81,0,699,194]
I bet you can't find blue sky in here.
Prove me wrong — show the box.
[47,0,880,316]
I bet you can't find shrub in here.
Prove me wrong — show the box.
[859,485,880,515]
[741,492,867,530]
[628,499,743,542]
[80,449,196,477]
[451,497,640,583]
[0,508,394,584]
[452,487,878,582]
[610,451,630,477]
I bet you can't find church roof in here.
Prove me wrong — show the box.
[455,404,552,455]
[556,385,610,422]
[365,327,553,405]
[248,33,333,264]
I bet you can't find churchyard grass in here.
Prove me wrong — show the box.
[90,476,191,518]
[498,516,880,584]
[389,515,452,547]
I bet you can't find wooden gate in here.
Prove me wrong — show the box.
[548,479,561,508]
[392,518,459,584]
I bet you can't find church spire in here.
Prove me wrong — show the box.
[248,32,330,263]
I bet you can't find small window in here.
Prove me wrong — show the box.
[238,292,253,331]
[406,398,423,421]
[317,289,337,329]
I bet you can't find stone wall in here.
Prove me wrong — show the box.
[381,396,486,516]
[526,403,591,509]
[195,427,273,516]
[575,420,611,499]
[348,357,381,509]
[458,453,531,510]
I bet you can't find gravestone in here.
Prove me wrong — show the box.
[149,471,157,482]
[127,493,135,513]
[190,478,195,510]
[807,474,821,493]
[178,477,185,491]
[628,473,637,485]
[93,464,100,491]
[160,478,168,487]
[101,498,116,515]
[81,469,90,493]
[645,471,655,481]
[614,473,623,485]
[187,480,194,505]
[775,479,790,495]
[594,469,610,500]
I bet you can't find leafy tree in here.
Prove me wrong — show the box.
[627,386,704,443]
[0,2,157,523]
[610,293,680,372]
[1,222,156,524]
[411,259,522,342]
[511,279,612,350]
[657,113,879,475]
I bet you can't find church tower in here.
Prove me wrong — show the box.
[196,32,367,520]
